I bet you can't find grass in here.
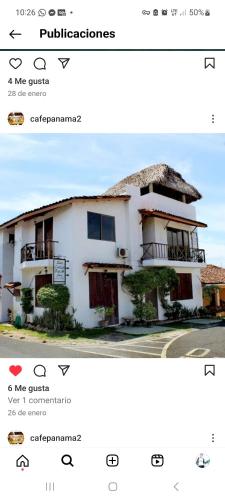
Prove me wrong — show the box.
[164,321,195,330]
[0,323,116,343]
[2,317,210,344]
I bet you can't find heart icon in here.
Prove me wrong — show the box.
[9,58,22,69]
[9,365,22,376]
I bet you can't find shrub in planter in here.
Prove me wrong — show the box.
[95,305,115,327]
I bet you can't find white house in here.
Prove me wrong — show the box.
[0,164,207,327]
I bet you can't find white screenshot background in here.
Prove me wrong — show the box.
[0,1,224,499]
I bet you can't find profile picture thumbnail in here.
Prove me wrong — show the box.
[8,431,24,445]
[196,453,210,468]
[8,112,24,126]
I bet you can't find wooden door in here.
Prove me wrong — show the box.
[103,273,118,324]
[89,272,119,324]
[35,221,43,259]
[44,218,53,258]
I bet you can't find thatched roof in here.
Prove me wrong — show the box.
[201,265,225,285]
[104,164,202,202]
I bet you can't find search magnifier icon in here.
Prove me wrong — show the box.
[61,454,74,467]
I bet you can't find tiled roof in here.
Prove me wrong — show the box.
[139,209,207,228]
[201,265,225,284]
[0,195,130,229]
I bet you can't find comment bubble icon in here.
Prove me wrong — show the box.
[33,57,46,70]
[33,364,46,377]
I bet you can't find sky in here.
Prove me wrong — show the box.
[0,133,224,266]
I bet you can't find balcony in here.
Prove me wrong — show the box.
[21,240,58,263]
[141,242,206,264]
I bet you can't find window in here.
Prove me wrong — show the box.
[152,183,187,202]
[9,233,15,245]
[191,229,199,249]
[167,228,190,248]
[171,273,193,301]
[35,274,52,306]
[87,212,115,241]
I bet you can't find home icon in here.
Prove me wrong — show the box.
[16,455,29,468]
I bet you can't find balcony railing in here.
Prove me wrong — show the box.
[141,242,206,263]
[21,240,58,263]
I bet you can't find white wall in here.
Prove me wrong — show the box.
[10,200,134,327]
[0,230,14,322]
[1,188,205,327]
[70,200,133,327]
[137,190,197,219]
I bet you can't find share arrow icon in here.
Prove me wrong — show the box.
[58,365,70,376]
[58,58,70,69]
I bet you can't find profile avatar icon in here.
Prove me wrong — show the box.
[8,431,24,445]
[196,453,210,468]
[8,112,24,126]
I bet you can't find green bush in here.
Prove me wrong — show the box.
[36,284,70,331]
[198,306,212,318]
[32,308,83,332]
[122,267,178,322]
[164,302,210,321]
[21,287,33,315]
[37,284,70,312]
[164,301,183,320]
[58,312,75,331]
[133,302,156,321]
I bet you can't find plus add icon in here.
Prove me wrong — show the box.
[106,454,119,467]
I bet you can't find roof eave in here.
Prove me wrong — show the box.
[0,195,130,229]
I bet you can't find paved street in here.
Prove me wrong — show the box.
[166,326,225,358]
[0,337,104,358]
[1,325,225,357]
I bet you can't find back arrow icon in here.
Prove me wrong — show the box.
[174,482,179,492]
[9,30,22,39]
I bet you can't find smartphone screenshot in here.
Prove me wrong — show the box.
[0,1,224,498]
